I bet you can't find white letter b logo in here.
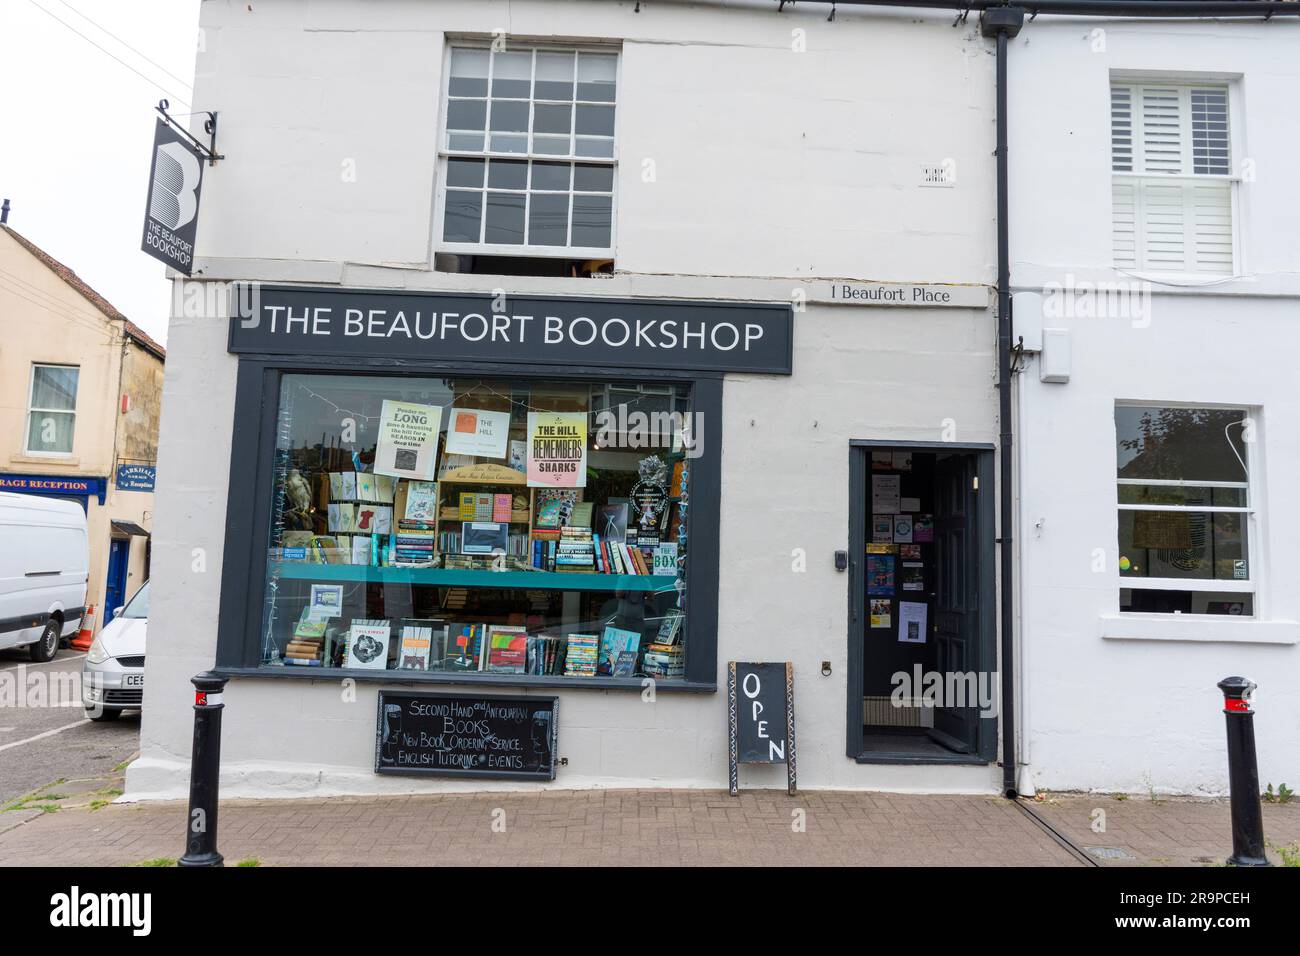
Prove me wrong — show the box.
[151,142,202,230]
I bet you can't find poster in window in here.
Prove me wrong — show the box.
[898,601,927,644]
[445,407,511,459]
[375,400,442,480]
[527,411,587,488]
[871,474,901,514]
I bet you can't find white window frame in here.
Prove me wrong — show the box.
[433,40,621,261]
[1115,400,1259,617]
[1110,77,1243,279]
[25,362,80,457]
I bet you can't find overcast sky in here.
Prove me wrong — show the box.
[1,0,201,345]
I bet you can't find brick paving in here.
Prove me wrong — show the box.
[1028,793,1300,867]
[0,786,1294,866]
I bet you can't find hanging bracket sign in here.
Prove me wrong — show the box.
[140,101,219,276]
[727,661,797,795]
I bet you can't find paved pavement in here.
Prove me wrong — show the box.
[0,780,1295,866]
[0,648,140,806]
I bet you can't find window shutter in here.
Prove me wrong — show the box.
[1111,85,1133,172]
[1191,181,1233,272]
[1138,87,1184,175]
[1112,180,1137,270]
[1141,182,1188,270]
[1112,81,1234,275]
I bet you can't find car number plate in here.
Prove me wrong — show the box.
[123,674,145,688]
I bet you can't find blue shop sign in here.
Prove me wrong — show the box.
[0,473,107,506]
[115,464,157,492]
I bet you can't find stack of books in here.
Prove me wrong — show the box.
[563,633,599,677]
[285,614,326,666]
[642,642,685,678]
[555,527,596,572]
[393,520,436,565]
[595,538,652,575]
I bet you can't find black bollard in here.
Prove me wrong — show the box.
[178,672,229,867]
[1217,676,1269,867]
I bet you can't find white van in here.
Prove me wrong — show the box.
[0,492,89,662]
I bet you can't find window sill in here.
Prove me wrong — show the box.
[10,453,81,466]
[214,665,716,693]
[1100,614,1299,645]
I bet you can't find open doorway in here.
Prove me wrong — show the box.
[845,442,997,764]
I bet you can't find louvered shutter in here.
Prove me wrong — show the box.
[1110,83,1234,274]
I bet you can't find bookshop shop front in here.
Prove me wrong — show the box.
[132,281,1003,798]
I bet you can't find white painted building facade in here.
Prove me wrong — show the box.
[1009,17,1300,794]
[130,0,1296,802]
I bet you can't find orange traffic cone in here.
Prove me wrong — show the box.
[71,604,97,651]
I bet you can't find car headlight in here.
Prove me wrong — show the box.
[86,634,110,664]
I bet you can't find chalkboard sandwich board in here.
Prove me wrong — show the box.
[375,691,558,780]
[727,661,796,796]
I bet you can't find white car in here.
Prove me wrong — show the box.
[0,492,89,662]
[82,581,148,722]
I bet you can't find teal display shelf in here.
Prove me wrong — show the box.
[270,561,680,593]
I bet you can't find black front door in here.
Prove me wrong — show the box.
[930,453,979,754]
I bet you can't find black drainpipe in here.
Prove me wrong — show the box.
[980,5,1025,799]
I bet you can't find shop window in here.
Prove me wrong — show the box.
[1110,80,1236,275]
[258,372,691,681]
[437,44,618,267]
[26,363,79,455]
[1115,404,1254,615]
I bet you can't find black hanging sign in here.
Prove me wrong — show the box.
[727,661,796,795]
[140,116,205,275]
[375,690,558,780]
[228,284,795,375]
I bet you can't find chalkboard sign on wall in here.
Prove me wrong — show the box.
[375,691,558,780]
[727,661,796,796]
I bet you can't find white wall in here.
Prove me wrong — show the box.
[1009,19,1300,793]
[131,0,1008,799]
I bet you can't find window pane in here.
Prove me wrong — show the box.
[571,195,612,248]
[533,134,570,156]
[489,133,528,154]
[535,52,574,100]
[1115,406,1249,484]
[261,374,691,681]
[575,136,615,159]
[484,192,526,244]
[446,99,486,132]
[449,48,489,97]
[577,53,617,102]
[31,365,79,410]
[1121,589,1252,615]
[533,103,573,135]
[489,100,529,133]
[445,158,485,189]
[491,51,531,98]
[487,159,528,190]
[575,104,616,137]
[1118,483,1245,507]
[443,190,483,243]
[27,410,75,454]
[574,163,614,192]
[447,132,484,152]
[528,193,569,246]
[531,161,571,192]
[1118,509,1248,581]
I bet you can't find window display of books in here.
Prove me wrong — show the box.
[265,374,692,681]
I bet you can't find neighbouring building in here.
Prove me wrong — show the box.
[0,222,165,631]
[1009,17,1300,793]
